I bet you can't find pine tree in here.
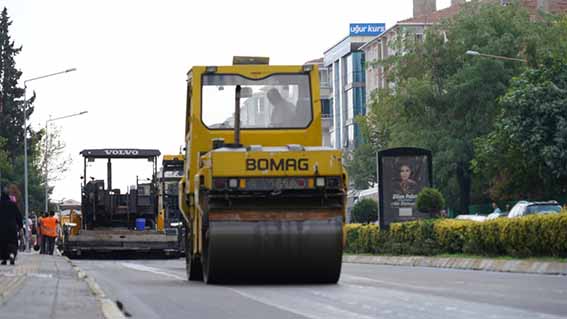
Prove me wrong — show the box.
[0,7,34,160]
[0,7,43,211]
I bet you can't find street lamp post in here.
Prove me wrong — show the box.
[465,50,528,63]
[43,110,88,212]
[22,68,76,245]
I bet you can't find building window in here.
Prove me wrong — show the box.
[345,54,353,85]
[352,52,365,83]
[353,87,365,117]
[346,90,354,120]
[415,33,424,43]
[321,99,332,118]
[320,68,330,88]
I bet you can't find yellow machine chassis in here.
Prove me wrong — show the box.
[179,63,347,283]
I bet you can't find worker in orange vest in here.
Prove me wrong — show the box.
[38,212,47,254]
[38,212,44,254]
[41,211,58,255]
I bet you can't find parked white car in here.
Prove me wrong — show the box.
[455,214,487,222]
[486,211,507,220]
[507,201,562,218]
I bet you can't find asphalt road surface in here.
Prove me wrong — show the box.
[73,258,567,319]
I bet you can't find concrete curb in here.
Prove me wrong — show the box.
[63,257,126,319]
[343,255,567,276]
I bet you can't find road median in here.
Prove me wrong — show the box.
[343,254,567,275]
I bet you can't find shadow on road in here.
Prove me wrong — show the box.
[62,251,184,260]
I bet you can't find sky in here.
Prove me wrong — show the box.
[0,0,451,202]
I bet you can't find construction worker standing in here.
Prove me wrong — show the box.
[41,211,58,255]
[39,212,47,254]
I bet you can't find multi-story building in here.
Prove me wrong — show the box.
[362,0,463,102]
[362,0,567,101]
[517,0,567,11]
[323,27,384,151]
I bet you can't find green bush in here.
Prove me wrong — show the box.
[416,187,445,215]
[351,198,378,224]
[434,219,474,253]
[345,224,380,254]
[387,219,440,255]
[344,212,567,258]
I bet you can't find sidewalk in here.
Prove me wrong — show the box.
[344,255,567,276]
[0,252,104,319]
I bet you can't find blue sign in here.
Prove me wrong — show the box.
[349,23,386,36]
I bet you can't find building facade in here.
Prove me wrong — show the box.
[304,58,333,147]
[361,1,461,102]
[323,35,376,151]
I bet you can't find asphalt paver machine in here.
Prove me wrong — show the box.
[61,148,179,257]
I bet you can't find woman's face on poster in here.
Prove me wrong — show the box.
[400,165,411,181]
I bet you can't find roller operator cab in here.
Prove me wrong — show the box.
[179,57,347,284]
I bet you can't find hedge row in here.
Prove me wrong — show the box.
[345,211,567,258]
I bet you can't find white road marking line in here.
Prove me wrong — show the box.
[27,273,53,279]
[343,274,457,291]
[228,288,376,319]
[120,262,185,280]
[342,274,514,300]
[228,288,325,319]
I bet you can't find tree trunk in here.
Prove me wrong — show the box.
[456,162,471,214]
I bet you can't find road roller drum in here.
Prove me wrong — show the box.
[202,212,343,283]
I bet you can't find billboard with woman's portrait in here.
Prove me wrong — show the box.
[377,148,432,228]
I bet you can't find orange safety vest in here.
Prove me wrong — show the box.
[41,217,58,238]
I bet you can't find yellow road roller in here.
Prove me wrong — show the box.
[179,57,347,283]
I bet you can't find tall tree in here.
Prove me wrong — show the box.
[0,136,12,190]
[474,55,567,200]
[39,124,72,186]
[345,143,378,190]
[361,2,541,211]
[473,15,567,201]
[0,7,32,158]
[0,7,43,211]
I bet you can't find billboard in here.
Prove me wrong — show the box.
[377,148,432,228]
[349,23,386,36]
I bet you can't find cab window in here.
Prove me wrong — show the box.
[201,73,312,129]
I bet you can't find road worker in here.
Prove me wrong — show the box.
[41,211,58,255]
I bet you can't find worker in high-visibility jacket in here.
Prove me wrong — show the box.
[38,212,47,254]
[40,211,58,255]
